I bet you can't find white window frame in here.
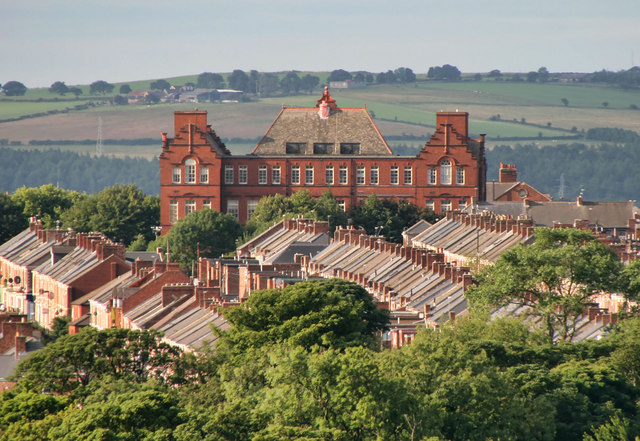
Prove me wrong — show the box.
[325,166,334,185]
[441,200,452,213]
[172,167,181,184]
[370,166,379,185]
[169,200,178,224]
[456,168,465,185]
[356,166,365,184]
[258,165,268,185]
[247,200,258,219]
[224,165,234,184]
[272,166,281,184]
[185,159,196,184]
[227,200,239,219]
[425,200,435,212]
[239,165,248,184]
[441,159,452,185]
[291,166,300,185]
[390,166,399,185]
[404,166,412,185]
[185,200,196,216]
[339,166,348,185]
[305,165,314,184]
[203,200,211,210]
[428,168,437,185]
[337,200,346,212]
[200,166,209,183]
[458,199,467,210]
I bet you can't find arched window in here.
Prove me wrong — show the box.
[185,158,196,184]
[440,159,452,185]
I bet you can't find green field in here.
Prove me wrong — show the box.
[2,75,640,157]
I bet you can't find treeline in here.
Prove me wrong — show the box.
[4,282,640,440]
[0,148,159,195]
[487,142,640,201]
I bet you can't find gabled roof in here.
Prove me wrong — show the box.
[251,87,393,156]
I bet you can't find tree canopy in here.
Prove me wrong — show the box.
[48,81,69,96]
[89,80,114,95]
[227,69,250,91]
[196,72,225,89]
[327,69,352,82]
[466,227,625,343]
[13,184,81,229]
[2,81,27,96]
[427,64,461,81]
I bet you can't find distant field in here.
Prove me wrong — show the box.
[2,77,640,155]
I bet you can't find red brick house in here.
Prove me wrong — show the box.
[159,87,487,233]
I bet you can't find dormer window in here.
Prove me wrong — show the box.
[313,143,333,154]
[340,143,360,154]
[286,143,306,154]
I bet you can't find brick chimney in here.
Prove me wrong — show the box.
[499,163,518,183]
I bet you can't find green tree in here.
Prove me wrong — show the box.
[327,69,352,82]
[196,72,225,89]
[89,80,114,95]
[245,193,294,235]
[48,81,69,96]
[300,74,320,94]
[113,94,128,105]
[394,67,416,83]
[257,73,279,97]
[219,279,389,352]
[527,71,539,82]
[150,79,171,90]
[0,193,28,243]
[488,69,502,78]
[538,66,550,82]
[427,64,461,81]
[467,228,624,343]
[68,87,82,97]
[60,184,159,245]
[2,81,27,96]
[165,208,242,267]
[227,69,250,91]
[280,71,301,95]
[562,97,570,107]
[13,184,81,229]
[119,84,132,94]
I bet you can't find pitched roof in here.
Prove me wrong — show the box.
[251,87,392,156]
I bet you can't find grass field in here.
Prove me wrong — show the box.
[2,76,640,157]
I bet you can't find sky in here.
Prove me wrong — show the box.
[3,0,640,88]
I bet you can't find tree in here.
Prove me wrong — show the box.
[244,193,294,235]
[2,81,27,96]
[119,84,132,94]
[527,71,539,82]
[0,193,28,244]
[165,208,242,267]
[218,279,389,351]
[227,69,250,91]
[68,87,82,98]
[537,66,550,83]
[561,97,569,107]
[327,69,352,82]
[466,228,624,343]
[394,67,416,83]
[48,81,69,96]
[89,80,114,95]
[280,71,301,95]
[427,64,461,81]
[257,73,279,97]
[376,70,397,84]
[196,72,225,89]
[300,74,320,94]
[150,79,170,90]
[113,94,128,105]
[13,184,80,229]
[488,69,502,78]
[602,101,609,108]
[60,184,159,246]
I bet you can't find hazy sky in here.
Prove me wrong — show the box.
[3,0,639,88]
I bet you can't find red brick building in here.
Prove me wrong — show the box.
[159,88,487,233]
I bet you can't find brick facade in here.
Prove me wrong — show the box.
[159,89,486,233]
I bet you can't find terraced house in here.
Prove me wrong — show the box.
[159,87,487,233]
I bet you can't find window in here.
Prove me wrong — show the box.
[172,167,181,184]
[185,200,196,216]
[356,166,365,184]
[339,166,348,184]
[239,165,248,184]
[390,166,399,185]
[286,143,306,154]
[425,200,435,212]
[272,166,281,184]
[185,159,196,184]
[169,201,178,224]
[340,143,360,154]
[404,166,412,185]
[456,168,465,185]
[258,165,267,185]
[305,165,314,184]
[370,166,379,185]
[428,168,437,185]
[441,200,452,213]
[224,165,234,184]
[291,166,300,185]
[313,143,333,154]
[200,166,209,183]
[441,159,452,185]
[227,200,239,219]
[203,200,211,210]
[458,199,467,210]
[337,200,346,212]
[247,200,258,219]
[325,166,334,185]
